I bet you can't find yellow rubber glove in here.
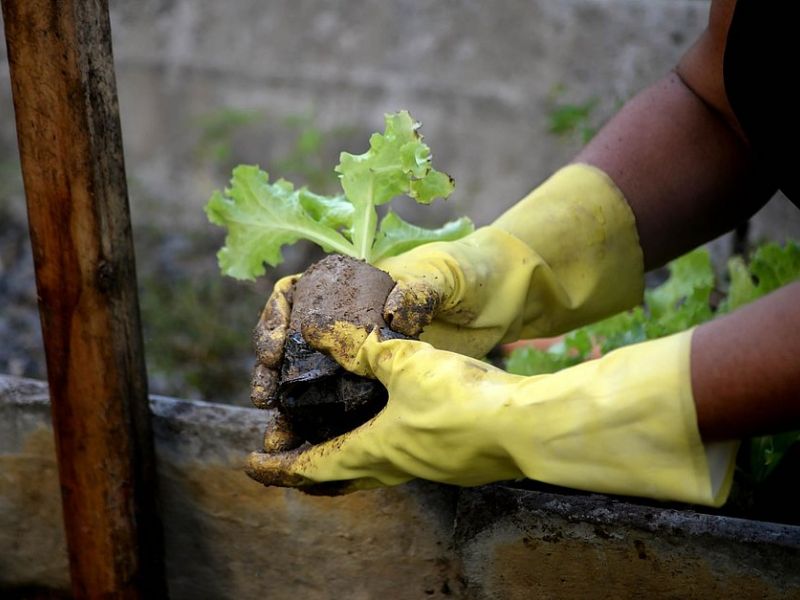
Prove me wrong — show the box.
[378,163,644,357]
[247,324,738,507]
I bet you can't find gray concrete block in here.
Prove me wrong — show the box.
[455,485,800,599]
[0,375,461,599]
[3,375,800,598]
[0,378,69,593]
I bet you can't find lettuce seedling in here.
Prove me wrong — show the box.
[206,111,473,444]
[206,110,472,278]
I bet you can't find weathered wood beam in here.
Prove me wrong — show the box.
[1,1,167,597]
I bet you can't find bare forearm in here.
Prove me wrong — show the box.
[692,282,800,441]
[568,0,798,441]
[576,71,774,269]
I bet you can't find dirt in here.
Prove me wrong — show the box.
[277,255,399,443]
[289,254,395,331]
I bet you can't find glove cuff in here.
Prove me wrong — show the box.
[493,163,645,337]
[501,329,738,507]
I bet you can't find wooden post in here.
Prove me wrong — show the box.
[2,1,168,597]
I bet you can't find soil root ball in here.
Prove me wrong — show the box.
[277,255,401,443]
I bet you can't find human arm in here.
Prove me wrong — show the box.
[376,0,776,348]
[693,282,800,441]
[248,321,736,506]
[575,0,799,442]
[576,0,775,269]
[247,280,800,502]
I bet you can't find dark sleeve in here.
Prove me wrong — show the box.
[724,0,798,204]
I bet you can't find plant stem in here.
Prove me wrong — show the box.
[354,179,377,262]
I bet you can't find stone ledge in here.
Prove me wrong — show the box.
[0,375,461,599]
[3,374,799,599]
[457,485,800,599]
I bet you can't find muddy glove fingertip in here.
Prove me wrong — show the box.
[253,274,298,368]
[262,411,304,452]
[300,317,374,377]
[383,282,439,337]
[250,362,279,409]
[246,450,313,488]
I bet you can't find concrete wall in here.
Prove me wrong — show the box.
[104,0,711,230]
[4,0,797,235]
[3,375,800,598]
[3,0,798,240]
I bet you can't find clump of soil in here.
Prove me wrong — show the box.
[289,254,394,333]
[278,255,400,443]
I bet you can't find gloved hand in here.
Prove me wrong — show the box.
[247,320,738,507]
[249,163,643,407]
[249,273,305,451]
[248,163,644,447]
[377,163,645,357]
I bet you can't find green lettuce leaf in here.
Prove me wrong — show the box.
[721,256,760,312]
[335,111,454,260]
[205,166,355,279]
[206,111,463,277]
[505,345,581,376]
[749,431,800,483]
[371,212,474,263]
[642,249,715,338]
[581,307,648,354]
[749,241,800,291]
[298,189,354,230]
[721,241,800,313]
